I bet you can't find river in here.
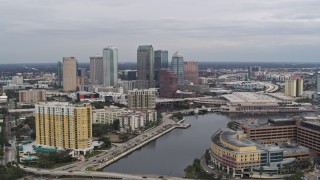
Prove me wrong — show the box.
[104,112,314,177]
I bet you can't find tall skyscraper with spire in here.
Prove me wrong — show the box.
[137,45,155,89]
[171,51,185,85]
[103,46,118,87]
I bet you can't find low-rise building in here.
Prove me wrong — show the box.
[119,112,145,132]
[221,92,314,113]
[210,129,296,177]
[92,106,127,124]
[77,92,100,101]
[119,110,157,132]
[19,89,46,103]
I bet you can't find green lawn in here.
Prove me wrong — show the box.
[84,150,105,159]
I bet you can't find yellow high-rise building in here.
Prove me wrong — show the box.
[63,57,77,92]
[35,102,93,155]
[285,77,303,97]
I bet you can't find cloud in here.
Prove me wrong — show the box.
[0,0,320,63]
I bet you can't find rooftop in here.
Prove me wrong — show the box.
[222,92,279,104]
[220,130,256,148]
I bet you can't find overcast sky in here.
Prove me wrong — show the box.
[1,0,320,63]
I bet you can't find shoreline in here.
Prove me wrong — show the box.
[94,118,187,170]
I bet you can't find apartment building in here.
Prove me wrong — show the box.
[92,106,127,124]
[127,88,156,110]
[19,89,46,103]
[35,102,93,155]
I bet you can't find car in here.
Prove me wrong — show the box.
[68,170,73,172]
[142,176,147,178]
[23,166,26,168]
[316,170,319,173]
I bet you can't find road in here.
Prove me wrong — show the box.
[21,166,184,180]
[2,100,17,165]
[55,114,178,173]
[305,167,320,180]
[22,114,186,180]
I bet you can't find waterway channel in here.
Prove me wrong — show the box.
[104,112,316,177]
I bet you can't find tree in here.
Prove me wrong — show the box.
[91,102,104,109]
[284,170,304,180]
[112,119,120,131]
[204,149,211,164]
[184,165,196,178]
[259,166,264,178]
[4,90,18,99]
[119,134,129,142]
[99,137,111,148]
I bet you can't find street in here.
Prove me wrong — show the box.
[55,113,177,172]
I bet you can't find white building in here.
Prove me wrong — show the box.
[118,80,136,94]
[12,75,23,85]
[0,93,8,104]
[92,106,127,124]
[119,112,145,132]
[99,92,127,104]
[103,46,118,87]
[119,110,157,132]
[233,82,264,91]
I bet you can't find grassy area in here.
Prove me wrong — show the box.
[85,166,95,171]
[51,161,76,169]
[25,160,76,169]
[84,150,105,159]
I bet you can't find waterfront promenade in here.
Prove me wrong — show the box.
[54,113,188,174]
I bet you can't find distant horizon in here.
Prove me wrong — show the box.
[1,61,320,65]
[1,1,320,63]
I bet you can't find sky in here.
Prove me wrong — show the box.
[1,0,320,63]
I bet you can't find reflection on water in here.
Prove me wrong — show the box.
[104,112,314,177]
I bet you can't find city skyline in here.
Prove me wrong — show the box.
[1,0,320,63]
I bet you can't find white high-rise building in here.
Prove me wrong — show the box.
[103,47,118,87]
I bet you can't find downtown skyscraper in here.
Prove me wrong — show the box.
[103,46,118,87]
[137,45,155,89]
[184,61,199,84]
[154,50,169,69]
[90,55,103,85]
[171,51,185,85]
[62,57,77,91]
[57,61,63,87]
[154,50,168,87]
